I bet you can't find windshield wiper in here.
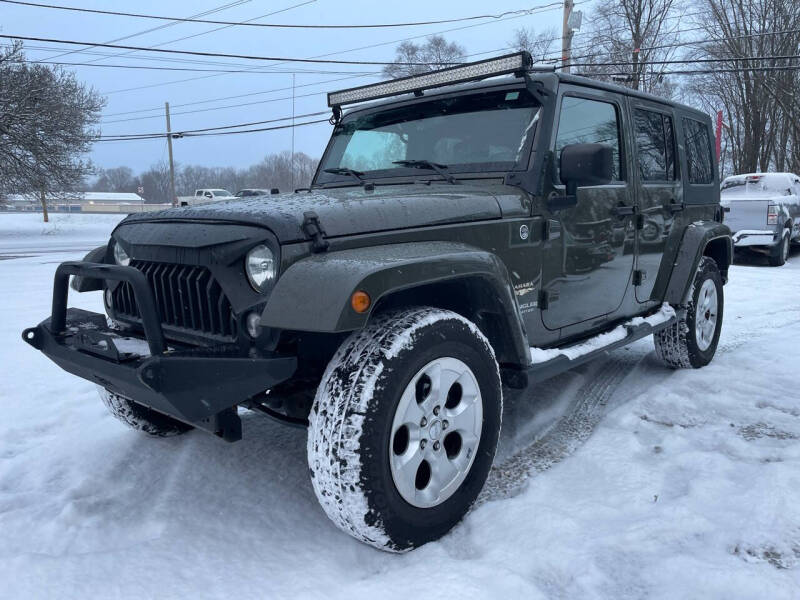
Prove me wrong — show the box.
[323,167,366,186]
[393,160,458,185]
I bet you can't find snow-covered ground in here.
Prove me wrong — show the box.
[1,213,799,598]
[0,212,126,256]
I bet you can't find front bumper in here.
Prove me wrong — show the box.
[22,261,297,441]
[731,229,777,247]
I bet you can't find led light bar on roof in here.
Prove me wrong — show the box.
[327,51,533,108]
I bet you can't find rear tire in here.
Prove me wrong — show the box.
[307,307,502,552]
[654,257,723,369]
[768,230,790,266]
[98,387,192,437]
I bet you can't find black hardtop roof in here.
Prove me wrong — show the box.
[339,70,709,123]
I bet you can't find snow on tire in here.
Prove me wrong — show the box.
[654,256,724,369]
[307,307,502,552]
[98,386,192,437]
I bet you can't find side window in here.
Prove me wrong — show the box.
[340,130,406,172]
[683,117,714,184]
[633,109,677,182]
[555,96,622,181]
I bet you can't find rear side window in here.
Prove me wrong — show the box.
[634,109,676,181]
[682,118,714,184]
[555,96,622,181]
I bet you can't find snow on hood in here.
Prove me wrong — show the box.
[120,183,506,243]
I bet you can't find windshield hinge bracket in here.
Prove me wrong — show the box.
[302,211,330,253]
[329,106,342,126]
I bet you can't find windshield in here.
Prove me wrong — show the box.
[317,89,540,184]
[212,189,232,196]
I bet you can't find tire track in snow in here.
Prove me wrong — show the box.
[719,306,800,354]
[477,300,800,505]
[479,354,641,503]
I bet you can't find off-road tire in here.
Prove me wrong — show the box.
[98,387,192,436]
[768,229,791,267]
[307,307,502,552]
[654,257,723,369]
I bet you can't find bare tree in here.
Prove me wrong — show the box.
[105,151,320,203]
[91,166,137,193]
[579,0,681,97]
[510,27,558,64]
[687,0,800,174]
[0,42,104,221]
[138,161,172,204]
[383,36,466,79]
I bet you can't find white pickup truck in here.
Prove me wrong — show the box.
[721,173,800,266]
[178,189,236,207]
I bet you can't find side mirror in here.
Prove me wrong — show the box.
[560,143,614,197]
[205,192,213,198]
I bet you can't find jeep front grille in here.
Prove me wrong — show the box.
[112,260,237,340]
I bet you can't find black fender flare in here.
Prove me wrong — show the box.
[261,241,531,366]
[70,245,109,292]
[664,221,732,306]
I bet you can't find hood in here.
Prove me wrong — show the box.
[121,183,505,243]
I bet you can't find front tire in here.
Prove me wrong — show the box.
[307,307,502,552]
[98,387,192,437]
[654,256,723,369]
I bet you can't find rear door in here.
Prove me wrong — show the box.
[630,102,681,302]
[540,87,636,330]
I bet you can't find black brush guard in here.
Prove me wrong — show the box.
[22,261,297,442]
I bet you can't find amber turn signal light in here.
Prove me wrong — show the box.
[351,290,371,313]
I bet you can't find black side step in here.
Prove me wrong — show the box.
[526,311,677,384]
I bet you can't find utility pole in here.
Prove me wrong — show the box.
[561,0,582,74]
[165,102,177,207]
[290,73,296,192]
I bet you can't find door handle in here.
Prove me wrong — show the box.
[667,201,684,213]
[611,205,635,217]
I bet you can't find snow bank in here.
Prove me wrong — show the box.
[0,213,124,254]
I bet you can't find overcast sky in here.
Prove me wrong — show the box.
[3,0,571,174]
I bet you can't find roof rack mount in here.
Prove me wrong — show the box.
[327,51,537,109]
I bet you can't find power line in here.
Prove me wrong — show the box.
[101,90,346,124]
[0,1,555,30]
[21,58,377,76]
[580,64,800,77]
[569,54,800,68]
[41,0,253,62]
[95,117,330,142]
[0,33,463,65]
[100,110,330,139]
[101,74,374,118]
[97,1,565,95]
[72,1,317,66]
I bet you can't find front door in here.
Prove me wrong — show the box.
[541,90,636,330]
[630,102,680,302]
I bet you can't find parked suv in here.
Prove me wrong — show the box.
[23,53,732,552]
[721,172,800,266]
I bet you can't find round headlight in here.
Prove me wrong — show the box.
[113,242,130,266]
[245,245,276,293]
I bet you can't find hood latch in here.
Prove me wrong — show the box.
[302,211,330,253]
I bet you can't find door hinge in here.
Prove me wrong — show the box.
[633,269,647,286]
[301,211,330,253]
[539,289,559,309]
[541,219,551,241]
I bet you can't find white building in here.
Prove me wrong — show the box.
[2,192,166,213]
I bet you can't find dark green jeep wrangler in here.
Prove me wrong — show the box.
[23,52,732,552]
